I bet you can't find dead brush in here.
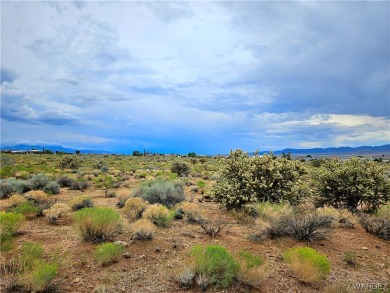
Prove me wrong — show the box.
[198,218,227,237]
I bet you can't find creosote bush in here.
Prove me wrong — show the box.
[209,150,308,210]
[190,245,240,289]
[134,178,184,208]
[94,242,124,266]
[74,207,121,243]
[283,246,330,283]
[313,158,390,213]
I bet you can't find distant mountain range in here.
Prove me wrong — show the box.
[0,144,109,154]
[1,143,389,156]
[254,144,390,157]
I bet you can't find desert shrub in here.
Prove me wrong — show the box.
[123,197,148,221]
[283,246,330,283]
[253,212,332,241]
[360,215,390,240]
[197,180,206,188]
[317,206,357,228]
[250,201,293,221]
[171,162,190,177]
[29,173,50,190]
[8,194,27,208]
[134,178,184,207]
[74,207,121,243]
[0,212,25,251]
[376,202,390,221]
[131,219,156,240]
[313,158,390,213]
[58,156,82,169]
[11,201,40,219]
[2,179,33,195]
[21,261,58,292]
[116,193,132,208]
[236,250,266,288]
[57,176,74,187]
[190,245,240,288]
[198,218,227,237]
[0,181,14,198]
[43,181,60,194]
[179,202,204,223]
[69,180,89,191]
[209,150,308,210]
[142,204,172,227]
[175,266,195,289]
[43,203,71,224]
[20,241,44,268]
[70,196,94,211]
[24,190,53,215]
[342,251,357,267]
[94,242,124,266]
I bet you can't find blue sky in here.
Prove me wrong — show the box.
[1,1,389,154]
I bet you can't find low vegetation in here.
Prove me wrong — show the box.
[94,242,125,266]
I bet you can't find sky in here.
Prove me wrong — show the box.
[1,1,389,154]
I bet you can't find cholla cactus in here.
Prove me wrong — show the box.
[313,157,390,213]
[209,150,308,210]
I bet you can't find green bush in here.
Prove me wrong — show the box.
[209,150,308,210]
[21,241,45,268]
[134,178,184,208]
[58,156,82,169]
[24,261,58,292]
[43,181,60,194]
[94,242,125,266]
[283,246,330,282]
[29,173,50,190]
[74,207,121,243]
[142,204,172,227]
[57,176,74,187]
[0,212,25,251]
[70,196,94,211]
[171,162,190,177]
[0,181,14,198]
[313,158,390,213]
[11,201,40,218]
[190,245,240,288]
[237,250,264,269]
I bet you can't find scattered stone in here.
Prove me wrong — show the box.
[155,247,160,252]
[172,242,177,249]
[362,246,368,250]
[123,252,131,258]
[164,249,169,253]
[139,254,146,259]
[115,240,129,247]
[74,278,81,283]
[375,244,381,249]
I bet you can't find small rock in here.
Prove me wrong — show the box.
[155,247,160,252]
[375,244,381,249]
[380,263,385,268]
[115,240,129,247]
[172,242,177,249]
[164,249,169,253]
[74,278,81,283]
[123,252,131,258]
[139,254,146,259]
[362,246,368,250]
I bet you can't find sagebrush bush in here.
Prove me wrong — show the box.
[190,245,240,288]
[360,215,390,240]
[134,178,184,207]
[209,150,308,210]
[171,162,191,177]
[74,207,121,243]
[283,246,330,283]
[0,212,25,251]
[43,181,60,194]
[131,219,156,240]
[69,180,89,191]
[0,181,14,198]
[43,203,71,224]
[29,174,50,190]
[175,266,195,289]
[142,204,172,227]
[94,242,124,266]
[70,196,94,211]
[123,197,148,221]
[313,158,390,213]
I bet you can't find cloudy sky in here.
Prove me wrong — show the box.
[1,1,389,154]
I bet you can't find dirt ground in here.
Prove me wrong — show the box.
[1,184,389,293]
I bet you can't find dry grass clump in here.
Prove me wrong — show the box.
[316,206,357,228]
[69,196,94,211]
[123,197,148,222]
[23,190,53,215]
[142,204,172,227]
[43,203,71,224]
[131,219,156,240]
[251,201,293,221]
[8,194,27,208]
[179,202,205,223]
[236,250,268,289]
